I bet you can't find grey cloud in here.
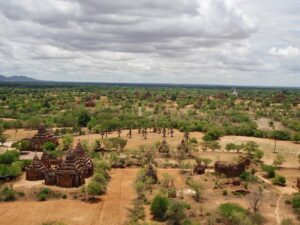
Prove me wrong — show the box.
[0,0,299,86]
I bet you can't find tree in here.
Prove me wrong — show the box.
[202,158,212,167]
[43,142,56,151]
[293,132,300,144]
[86,181,103,200]
[272,175,286,186]
[78,111,91,127]
[166,200,189,225]
[249,188,263,213]
[203,128,222,141]
[128,199,146,223]
[61,135,73,150]
[150,195,169,221]
[225,143,236,152]
[272,130,291,153]
[235,144,244,154]
[209,141,221,152]
[273,155,285,168]
[0,133,8,146]
[243,141,259,155]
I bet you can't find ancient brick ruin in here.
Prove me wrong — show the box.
[24,123,58,151]
[25,152,47,181]
[193,163,206,175]
[158,139,170,156]
[55,151,85,188]
[214,160,246,178]
[26,140,94,188]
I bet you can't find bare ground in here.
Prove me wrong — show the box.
[0,168,138,225]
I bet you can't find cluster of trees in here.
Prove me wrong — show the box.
[82,159,111,200]
[150,195,191,225]
[214,202,265,225]
[0,150,25,179]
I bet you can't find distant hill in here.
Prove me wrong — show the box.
[0,75,41,82]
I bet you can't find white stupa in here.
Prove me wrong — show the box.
[232,88,238,97]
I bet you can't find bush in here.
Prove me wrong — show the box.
[272,175,286,186]
[36,188,61,201]
[281,218,294,225]
[150,195,169,221]
[222,190,228,196]
[0,150,20,164]
[219,203,246,219]
[167,200,189,225]
[262,164,277,178]
[292,194,300,209]
[203,128,222,141]
[0,185,17,201]
[240,172,251,182]
[43,142,56,151]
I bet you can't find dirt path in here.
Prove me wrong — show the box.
[275,193,283,224]
[97,168,138,225]
[257,173,298,224]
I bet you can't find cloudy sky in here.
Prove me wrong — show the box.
[0,0,299,86]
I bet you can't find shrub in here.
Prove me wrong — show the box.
[262,164,277,178]
[222,190,228,196]
[167,200,189,225]
[150,195,169,220]
[240,172,251,182]
[43,142,56,151]
[292,194,300,209]
[272,175,286,186]
[0,185,17,201]
[219,203,246,219]
[87,181,104,199]
[189,137,198,144]
[203,128,222,141]
[36,188,61,201]
[281,218,294,225]
[0,150,20,164]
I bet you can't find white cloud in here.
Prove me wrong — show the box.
[269,46,300,57]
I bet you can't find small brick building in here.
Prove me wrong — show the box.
[26,153,47,181]
[24,123,58,151]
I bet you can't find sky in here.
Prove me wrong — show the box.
[0,0,300,86]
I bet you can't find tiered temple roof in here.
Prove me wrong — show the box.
[56,151,85,188]
[73,141,94,178]
[26,140,94,188]
[25,123,58,151]
[26,152,47,181]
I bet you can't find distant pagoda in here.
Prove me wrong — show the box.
[158,138,170,156]
[24,123,59,151]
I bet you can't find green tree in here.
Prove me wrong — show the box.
[273,155,285,168]
[61,135,73,150]
[78,111,91,127]
[150,195,169,221]
[0,133,8,146]
[243,141,259,155]
[86,181,103,199]
[225,143,236,152]
[43,142,56,151]
[293,132,300,144]
[167,200,189,225]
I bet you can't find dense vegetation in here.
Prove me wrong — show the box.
[0,85,300,142]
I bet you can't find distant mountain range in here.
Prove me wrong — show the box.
[0,75,42,82]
